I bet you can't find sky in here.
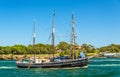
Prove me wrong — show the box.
[0,0,120,48]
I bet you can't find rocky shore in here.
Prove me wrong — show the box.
[0,54,58,60]
[0,53,102,60]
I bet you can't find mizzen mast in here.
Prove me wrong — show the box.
[52,11,55,61]
[33,19,36,63]
[71,13,76,60]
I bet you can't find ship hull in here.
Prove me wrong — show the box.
[16,58,88,68]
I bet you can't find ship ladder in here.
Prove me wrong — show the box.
[28,62,31,69]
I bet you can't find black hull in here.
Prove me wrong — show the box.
[16,58,88,68]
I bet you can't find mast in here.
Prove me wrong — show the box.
[52,11,55,61]
[33,19,36,63]
[71,13,76,60]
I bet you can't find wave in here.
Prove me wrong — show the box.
[89,64,120,67]
[89,59,120,62]
[0,66,16,69]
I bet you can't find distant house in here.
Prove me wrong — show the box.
[104,53,120,58]
[104,53,116,58]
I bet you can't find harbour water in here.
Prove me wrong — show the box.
[0,58,120,77]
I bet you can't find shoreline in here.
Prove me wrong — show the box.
[0,54,58,60]
[0,53,120,60]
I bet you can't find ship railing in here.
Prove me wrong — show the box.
[39,58,87,66]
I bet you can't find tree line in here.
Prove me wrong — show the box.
[0,42,120,56]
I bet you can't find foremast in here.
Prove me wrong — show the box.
[33,19,36,63]
[52,11,55,61]
[71,13,76,60]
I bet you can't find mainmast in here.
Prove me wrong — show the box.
[71,13,76,60]
[33,19,36,63]
[52,11,55,61]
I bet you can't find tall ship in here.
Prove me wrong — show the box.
[16,12,88,68]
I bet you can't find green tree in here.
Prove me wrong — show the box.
[3,46,12,54]
[11,44,27,54]
[0,46,4,54]
[57,42,70,56]
[81,44,95,53]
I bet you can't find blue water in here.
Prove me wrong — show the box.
[0,58,120,77]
